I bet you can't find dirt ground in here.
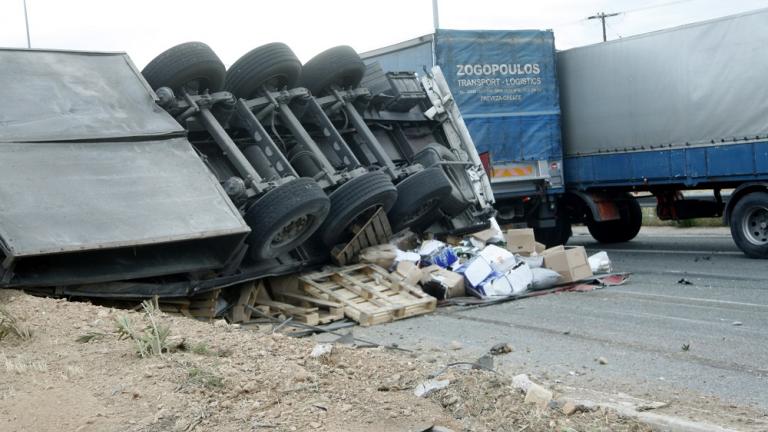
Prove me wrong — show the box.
[0,289,650,432]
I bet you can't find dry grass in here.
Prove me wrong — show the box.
[0,306,32,341]
[641,207,724,228]
[114,299,171,358]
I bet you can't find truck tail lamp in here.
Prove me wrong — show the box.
[479,151,492,177]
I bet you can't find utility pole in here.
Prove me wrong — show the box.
[587,11,619,42]
[432,0,440,30]
[22,0,31,48]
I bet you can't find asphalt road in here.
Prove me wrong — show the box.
[349,226,768,429]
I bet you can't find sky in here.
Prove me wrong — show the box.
[0,0,767,68]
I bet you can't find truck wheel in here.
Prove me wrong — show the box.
[388,167,453,233]
[587,195,642,243]
[142,42,225,93]
[299,46,366,96]
[413,144,475,216]
[225,42,302,98]
[534,215,572,248]
[319,171,398,247]
[730,192,768,258]
[244,178,330,260]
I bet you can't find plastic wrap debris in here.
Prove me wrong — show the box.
[472,261,533,298]
[479,244,517,273]
[309,343,333,358]
[518,254,543,268]
[419,239,445,256]
[414,379,450,397]
[588,251,612,273]
[395,249,421,265]
[530,267,562,290]
[390,229,419,251]
[418,239,458,268]
[359,244,399,268]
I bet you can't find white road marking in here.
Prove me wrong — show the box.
[589,248,742,256]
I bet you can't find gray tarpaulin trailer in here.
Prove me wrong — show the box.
[0,49,251,287]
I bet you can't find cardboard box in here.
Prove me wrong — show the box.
[395,261,423,286]
[535,241,546,254]
[541,245,593,283]
[460,256,494,287]
[505,228,536,256]
[421,265,465,299]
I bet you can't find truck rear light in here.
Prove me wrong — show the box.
[479,151,492,177]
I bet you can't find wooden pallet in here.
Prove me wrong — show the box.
[298,264,436,326]
[159,289,221,321]
[331,207,392,266]
[266,276,344,325]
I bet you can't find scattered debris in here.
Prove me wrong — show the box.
[588,251,613,273]
[449,340,463,350]
[309,343,333,358]
[596,356,609,365]
[681,343,691,351]
[473,354,494,371]
[636,401,671,412]
[542,246,593,283]
[414,379,451,397]
[524,383,554,409]
[677,278,694,285]
[561,400,592,416]
[489,342,513,355]
[512,374,534,393]
[732,321,743,326]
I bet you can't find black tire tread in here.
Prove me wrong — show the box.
[225,43,302,98]
[729,191,768,259]
[142,42,225,92]
[300,46,366,96]
[320,171,398,246]
[388,167,453,232]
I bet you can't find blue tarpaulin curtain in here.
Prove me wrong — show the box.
[436,29,562,162]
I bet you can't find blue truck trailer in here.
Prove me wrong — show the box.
[361,29,567,245]
[362,8,768,258]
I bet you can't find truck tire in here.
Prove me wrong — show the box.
[299,46,366,96]
[388,167,453,233]
[534,215,572,248]
[142,42,225,93]
[413,144,475,216]
[319,171,398,247]
[244,178,330,260]
[225,42,302,98]
[587,195,642,243]
[729,191,768,258]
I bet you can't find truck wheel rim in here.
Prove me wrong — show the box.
[271,215,312,248]
[742,206,768,246]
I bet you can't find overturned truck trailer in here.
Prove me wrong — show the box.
[0,44,494,300]
[0,49,251,289]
